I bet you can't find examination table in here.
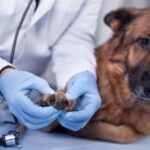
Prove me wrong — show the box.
[0,123,150,150]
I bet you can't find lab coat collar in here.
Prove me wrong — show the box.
[28,0,56,28]
[27,0,86,46]
[28,0,86,30]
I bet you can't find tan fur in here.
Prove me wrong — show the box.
[41,7,150,143]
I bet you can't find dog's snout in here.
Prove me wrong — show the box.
[129,69,150,99]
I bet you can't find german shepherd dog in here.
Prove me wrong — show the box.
[40,7,150,144]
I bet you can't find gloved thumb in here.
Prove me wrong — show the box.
[65,79,87,100]
[26,76,55,95]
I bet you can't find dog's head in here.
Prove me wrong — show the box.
[105,8,150,100]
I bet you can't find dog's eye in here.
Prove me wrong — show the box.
[138,37,150,49]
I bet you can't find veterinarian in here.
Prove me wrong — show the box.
[0,0,103,131]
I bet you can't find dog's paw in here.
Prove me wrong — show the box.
[38,90,76,112]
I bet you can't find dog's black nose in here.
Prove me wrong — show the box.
[144,87,150,97]
[142,71,150,98]
[142,71,150,84]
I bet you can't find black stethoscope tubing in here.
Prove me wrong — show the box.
[9,0,34,64]
[0,1,35,147]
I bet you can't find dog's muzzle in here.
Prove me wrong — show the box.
[129,68,150,100]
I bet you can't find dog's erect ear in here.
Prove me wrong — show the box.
[104,8,136,32]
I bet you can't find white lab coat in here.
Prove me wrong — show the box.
[0,0,103,89]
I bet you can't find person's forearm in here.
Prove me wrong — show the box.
[50,0,102,89]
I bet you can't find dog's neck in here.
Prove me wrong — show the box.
[96,36,136,108]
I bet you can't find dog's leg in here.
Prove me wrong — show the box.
[38,90,76,132]
[73,121,141,144]
[40,121,59,132]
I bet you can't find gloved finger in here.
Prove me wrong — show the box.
[61,98,99,122]
[65,80,88,100]
[22,89,32,96]
[13,106,58,130]
[65,71,97,100]
[8,106,24,124]
[32,77,55,94]
[8,101,58,129]
[23,76,55,95]
[21,110,59,124]
[18,95,58,118]
[58,115,84,131]
[22,119,56,130]
[23,104,58,119]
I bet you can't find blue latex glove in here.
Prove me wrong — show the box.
[58,71,101,131]
[0,69,59,130]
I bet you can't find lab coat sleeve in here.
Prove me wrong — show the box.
[0,58,14,71]
[51,0,103,89]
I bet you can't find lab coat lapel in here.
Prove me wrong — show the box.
[28,0,56,28]
[48,0,86,46]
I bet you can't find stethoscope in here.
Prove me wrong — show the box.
[0,0,35,148]
[10,0,35,64]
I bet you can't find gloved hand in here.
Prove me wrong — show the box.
[57,71,101,131]
[0,69,59,130]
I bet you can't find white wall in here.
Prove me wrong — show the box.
[96,0,150,47]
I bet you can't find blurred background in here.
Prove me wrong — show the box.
[96,0,150,47]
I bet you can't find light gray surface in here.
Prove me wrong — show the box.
[0,124,150,150]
